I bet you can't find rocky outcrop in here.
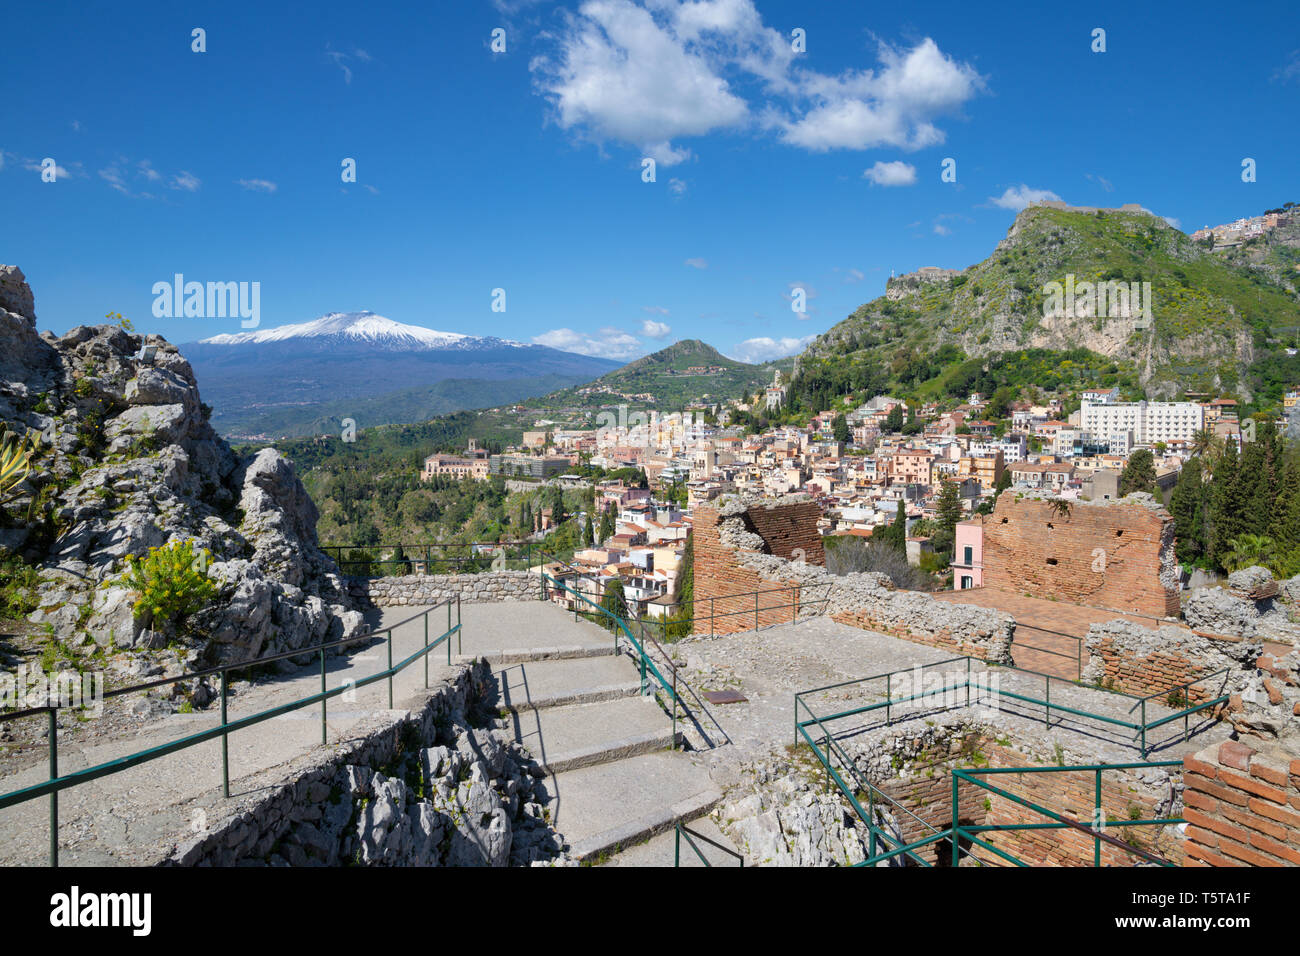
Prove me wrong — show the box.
[718,758,870,867]
[0,265,364,665]
[168,661,571,867]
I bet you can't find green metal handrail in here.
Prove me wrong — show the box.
[951,761,1186,868]
[0,599,461,866]
[794,655,1228,759]
[323,540,536,576]
[674,822,744,867]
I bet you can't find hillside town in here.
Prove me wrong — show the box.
[417,372,1300,619]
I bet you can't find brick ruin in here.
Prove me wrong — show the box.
[861,726,1180,866]
[1183,739,1300,866]
[693,493,1300,865]
[692,495,1013,660]
[693,497,826,634]
[979,493,1180,618]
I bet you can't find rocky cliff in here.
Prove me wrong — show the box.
[0,265,364,662]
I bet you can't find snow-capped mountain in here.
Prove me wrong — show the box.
[182,311,621,439]
[199,311,520,351]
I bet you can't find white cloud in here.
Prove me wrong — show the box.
[668,177,687,195]
[988,184,1061,211]
[776,38,985,152]
[844,268,865,283]
[531,0,750,166]
[326,46,371,84]
[863,160,916,186]
[239,178,278,193]
[727,334,816,364]
[97,165,127,191]
[1085,173,1114,193]
[171,171,201,192]
[641,319,672,337]
[137,160,161,182]
[934,223,951,236]
[533,326,645,360]
[530,3,984,164]
[642,305,670,315]
[684,257,708,269]
[363,184,379,194]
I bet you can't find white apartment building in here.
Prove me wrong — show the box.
[1079,401,1203,446]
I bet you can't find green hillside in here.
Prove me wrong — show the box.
[795,204,1300,411]
[532,339,788,409]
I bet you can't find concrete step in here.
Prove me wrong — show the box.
[490,656,642,712]
[453,644,616,666]
[538,751,721,862]
[503,695,677,773]
[598,814,742,867]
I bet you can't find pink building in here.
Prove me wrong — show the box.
[952,519,983,590]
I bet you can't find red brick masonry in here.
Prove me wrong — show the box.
[1183,739,1300,866]
[980,495,1179,618]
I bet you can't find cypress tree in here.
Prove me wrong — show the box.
[1170,458,1205,565]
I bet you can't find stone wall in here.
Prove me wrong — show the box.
[347,570,539,607]
[980,493,1180,618]
[1183,740,1300,866]
[1081,620,1259,703]
[165,661,569,867]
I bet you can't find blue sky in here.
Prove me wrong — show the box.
[4,0,1299,364]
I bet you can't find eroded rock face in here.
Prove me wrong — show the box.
[0,264,364,664]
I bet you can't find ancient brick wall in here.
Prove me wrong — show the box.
[876,766,986,865]
[1081,622,1245,703]
[830,606,1010,661]
[693,502,821,635]
[968,743,1177,867]
[982,495,1179,618]
[1183,740,1300,866]
[874,738,1177,866]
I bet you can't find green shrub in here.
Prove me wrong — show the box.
[121,540,218,631]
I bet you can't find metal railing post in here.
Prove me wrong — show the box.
[320,645,327,745]
[672,666,678,750]
[951,772,960,867]
[1094,769,1102,867]
[966,657,971,708]
[424,613,429,687]
[48,706,58,867]
[1045,675,1051,728]
[221,669,230,798]
[1140,700,1147,758]
[886,673,891,725]
[387,630,394,709]
[457,595,462,655]
[446,602,452,665]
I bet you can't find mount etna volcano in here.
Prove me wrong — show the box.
[181,312,622,440]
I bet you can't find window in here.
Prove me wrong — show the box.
[961,576,973,590]
[963,546,973,565]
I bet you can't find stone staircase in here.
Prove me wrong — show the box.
[452,601,722,863]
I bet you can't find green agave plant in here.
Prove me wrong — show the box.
[0,425,37,509]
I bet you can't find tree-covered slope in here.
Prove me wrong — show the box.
[799,205,1300,404]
